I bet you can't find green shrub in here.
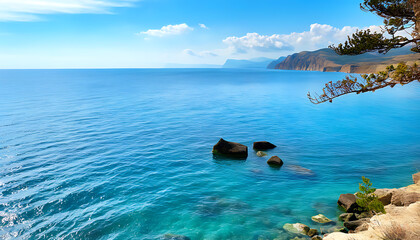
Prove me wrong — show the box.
[355,176,386,214]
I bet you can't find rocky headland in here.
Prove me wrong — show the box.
[271,46,420,74]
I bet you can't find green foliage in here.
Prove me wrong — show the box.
[355,176,386,214]
[309,0,419,104]
[331,0,419,55]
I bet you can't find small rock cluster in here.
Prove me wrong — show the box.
[212,138,285,167]
[282,214,337,240]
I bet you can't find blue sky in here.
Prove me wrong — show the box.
[0,0,384,68]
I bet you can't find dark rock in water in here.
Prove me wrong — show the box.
[343,218,370,231]
[307,228,318,237]
[212,138,248,159]
[339,213,357,222]
[162,234,190,240]
[311,236,322,240]
[337,193,359,213]
[253,141,277,150]
[267,156,283,167]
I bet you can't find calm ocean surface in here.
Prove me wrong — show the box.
[0,69,419,240]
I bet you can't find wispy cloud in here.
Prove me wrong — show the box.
[0,0,138,21]
[140,23,193,37]
[223,23,382,53]
[183,49,218,57]
[199,23,208,29]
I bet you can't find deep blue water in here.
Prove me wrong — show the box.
[0,69,419,240]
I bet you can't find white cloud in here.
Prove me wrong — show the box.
[223,23,382,53]
[183,49,218,57]
[199,23,208,29]
[0,0,137,21]
[140,23,193,37]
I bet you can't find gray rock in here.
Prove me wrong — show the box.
[212,138,248,159]
[267,156,283,167]
[355,211,373,220]
[253,141,276,150]
[343,218,370,231]
[337,193,359,213]
[339,213,356,222]
[283,223,310,235]
[311,214,332,223]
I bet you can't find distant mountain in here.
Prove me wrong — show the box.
[267,56,287,69]
[274,46,420,73]
[222,57,275,69]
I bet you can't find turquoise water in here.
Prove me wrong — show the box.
[0,69,419,240]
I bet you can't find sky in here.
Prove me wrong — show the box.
[0,0,386,68]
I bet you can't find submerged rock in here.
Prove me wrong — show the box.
[162,234,190,240]
[307,228,318,237]
[253,141,277,150]
[337,193,359,213]
[212,138,248,159]
[311,214,332,224]
[267,156,283,167]
[283,223,310,235]
[288,165,314,176]
[256,151,267,157]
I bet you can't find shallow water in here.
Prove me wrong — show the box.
[0,69,419,240]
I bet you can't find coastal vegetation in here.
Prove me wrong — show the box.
[308,0,420,104]
[355,177,386,214]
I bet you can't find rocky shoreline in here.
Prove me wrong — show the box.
[210,139,420,240]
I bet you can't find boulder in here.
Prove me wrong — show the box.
[212,138,248,159]
[162,234,190,240]
[311,236,322,240]
[256,151,267,157]
[390,190,420,206]
[253,141,277,150]
[343,218,370,231]
[311,214,332,224]
[338,213,356,222]
[307,228,318,237]
[267,156,283,167]
[355,211,373,220]
[374,188,394,205]
[337,193,359,213]
[413,172,420,185]
[283,223,310,235]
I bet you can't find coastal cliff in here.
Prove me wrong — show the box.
[273,47,420,73]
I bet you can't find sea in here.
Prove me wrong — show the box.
[0,68,419,240]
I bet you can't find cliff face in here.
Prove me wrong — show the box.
[274,47,420,74]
